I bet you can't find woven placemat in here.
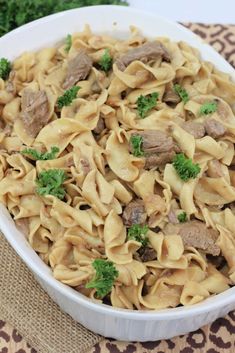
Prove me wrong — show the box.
[0,233,101,353]
[0,22,235,353]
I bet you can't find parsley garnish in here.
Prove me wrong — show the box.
[99,49,113,72]
[57,86,80,109]
[86,259,119,298]
[130,135,144,157]
[177,212,187,223]
[127,224,149,247]
[21,146,59,160]
[36,169,67,200]
[0,58,11,80]
[173,153,201,182]
[173,84,189,104]
[64,34,72,53]
[199,101,217,115]
[0,1,128,37]
[137,92,159,118]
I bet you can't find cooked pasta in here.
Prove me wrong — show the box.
[1,25,235,310]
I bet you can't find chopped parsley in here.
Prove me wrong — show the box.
[21,146,59,160]
[0,58,11,80]
[64,34,72,53]
[99,49,113,72]
[130,135,144,157]
[199,101,218,115]
[127,224,149,247]
[177,212,187,223]
[57,86,80,109]
[173,153,201,182]
[137,92,159,118]
[86,259,119,298]
[173,84,189,104]
[36,169,67,200]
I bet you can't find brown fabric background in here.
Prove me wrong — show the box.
[0,22,235,353]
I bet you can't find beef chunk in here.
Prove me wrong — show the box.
[130,130,179,169]
[182,121,205,139]
[122,199,147,226]
[116,41,171,71]
[204,118,226,139]
[63,51,93,89]
[20,89,50,137]
[137,246,157,262]
[164,220,220,256]
[80,158,91,175]
[93,118,105,135]
[179,221,220,255]
[168,208,179,224]
[207,254,226,270]
[136,130,175,154]
[145,151,176,169]
[163,89,181,104]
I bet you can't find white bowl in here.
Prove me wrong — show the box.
[1,5,235,342]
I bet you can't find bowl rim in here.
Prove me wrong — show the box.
[1,4,235,321]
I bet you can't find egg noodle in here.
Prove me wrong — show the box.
[0,25,235,310]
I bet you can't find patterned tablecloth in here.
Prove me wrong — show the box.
[0,22,235,353]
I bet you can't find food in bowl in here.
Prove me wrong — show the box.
[0,24,235,311]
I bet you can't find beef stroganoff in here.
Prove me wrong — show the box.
[0,25,235,310]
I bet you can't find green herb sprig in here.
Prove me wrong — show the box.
[36,169,67,200]
[137,92,159,118]
[177,212,187,223]
[127,224,149,247]
[64,34,72,53]
[0,58,11,80]
[86,259,119,298]
[99,49,113,72]
[0,1,128,37]
[130,135,144,157]
[57,86,80,109]
[22,146,59,160]
[173,153,201,182]
[199,101,217,115]
[173,84,189,104]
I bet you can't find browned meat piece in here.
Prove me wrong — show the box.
[93,118,105,135]
[145,151,176,169]
[116,41,171,71]
[182,121,205,139]
[207,160,224,178]
[80,158,91,175]
[164,220,220,256]
[168,208,179,224]
[122,199,147,226]
[63,51,93,89]
[20,89,50,138]
[131,130,175,154]
[163,89,181,104]
[204,118,226,139]
[179,221,220,255]
[207,254,226,270]
[138,246,157,262]
[130,130,179,169]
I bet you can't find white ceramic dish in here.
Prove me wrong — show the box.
[0,5,235,342]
